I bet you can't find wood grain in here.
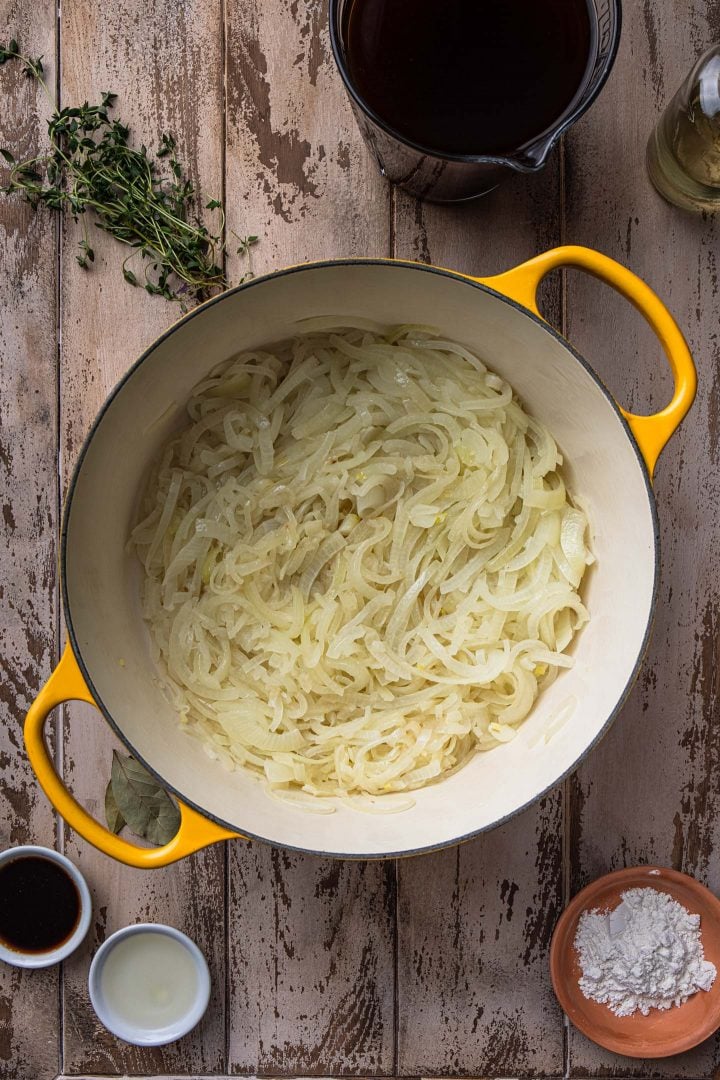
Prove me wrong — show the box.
[392,167,565,1078]
[0,3,59,1078]
[228,844,395,1075]
[564,1,720,1076]
[3,0,720,1074]
[224,3,396,1073]
[224,0,390,281]
[396,796,565,1078]
[57,0,226,1073]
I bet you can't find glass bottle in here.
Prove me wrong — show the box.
[646,45,720,211]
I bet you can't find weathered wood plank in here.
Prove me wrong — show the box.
[229,845,396,1075]
[67,1076,569,1080]
[224,2,395,1074]
[0,3,59,1078]
[392,167,564,298]
[397,797,565,1079]
[9,0,718,1075]
[224,0,390,281]
[57,0,227,1073]
[392,168,565,1078]
[63,1073,713,1080]
[565,2,720,1076]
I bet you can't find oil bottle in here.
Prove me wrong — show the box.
[647,45,720,211]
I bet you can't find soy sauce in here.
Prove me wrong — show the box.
[343,0,593,156]
[0,856,80,953]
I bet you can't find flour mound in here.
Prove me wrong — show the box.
[573,885,717,1017]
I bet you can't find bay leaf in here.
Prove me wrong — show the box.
[110,750,180,846]
[104,779,126,834]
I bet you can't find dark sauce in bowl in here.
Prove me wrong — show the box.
[0,856,81,953]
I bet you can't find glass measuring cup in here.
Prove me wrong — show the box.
[329,0,622,203]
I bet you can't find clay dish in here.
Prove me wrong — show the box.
[550,865,720,1058]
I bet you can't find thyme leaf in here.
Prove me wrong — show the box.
[0,40,257,302]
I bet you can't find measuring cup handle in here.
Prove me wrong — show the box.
[476,245,697,479]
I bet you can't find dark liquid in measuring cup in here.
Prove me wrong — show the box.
[343,0,593,156]
[0,856,80,953]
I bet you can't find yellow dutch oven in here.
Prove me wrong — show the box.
[25,247,696,867]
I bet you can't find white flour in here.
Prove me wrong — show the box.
[573,886,717,1017]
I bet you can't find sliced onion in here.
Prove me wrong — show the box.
[130,326,592,805]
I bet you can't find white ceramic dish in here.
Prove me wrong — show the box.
[88,923,211,1046]
[0,845,91,968]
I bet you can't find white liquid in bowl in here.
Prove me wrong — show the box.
[100,931,201,1030]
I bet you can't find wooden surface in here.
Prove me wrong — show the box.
[0,1,718,1078]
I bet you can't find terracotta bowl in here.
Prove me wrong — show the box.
[550,866,720,1058]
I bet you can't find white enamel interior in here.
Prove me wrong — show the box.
[63,262,657,857]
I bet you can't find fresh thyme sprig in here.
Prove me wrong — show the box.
[0,40,258,302]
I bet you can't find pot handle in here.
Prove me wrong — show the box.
[477,245,697,479]
[25,644,241,868]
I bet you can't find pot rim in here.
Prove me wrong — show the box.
[60,257,660,859]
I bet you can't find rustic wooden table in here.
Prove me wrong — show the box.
[1,1,718,1078]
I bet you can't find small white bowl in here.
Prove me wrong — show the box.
[88,923,211,1046]
[0,845,92,969]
